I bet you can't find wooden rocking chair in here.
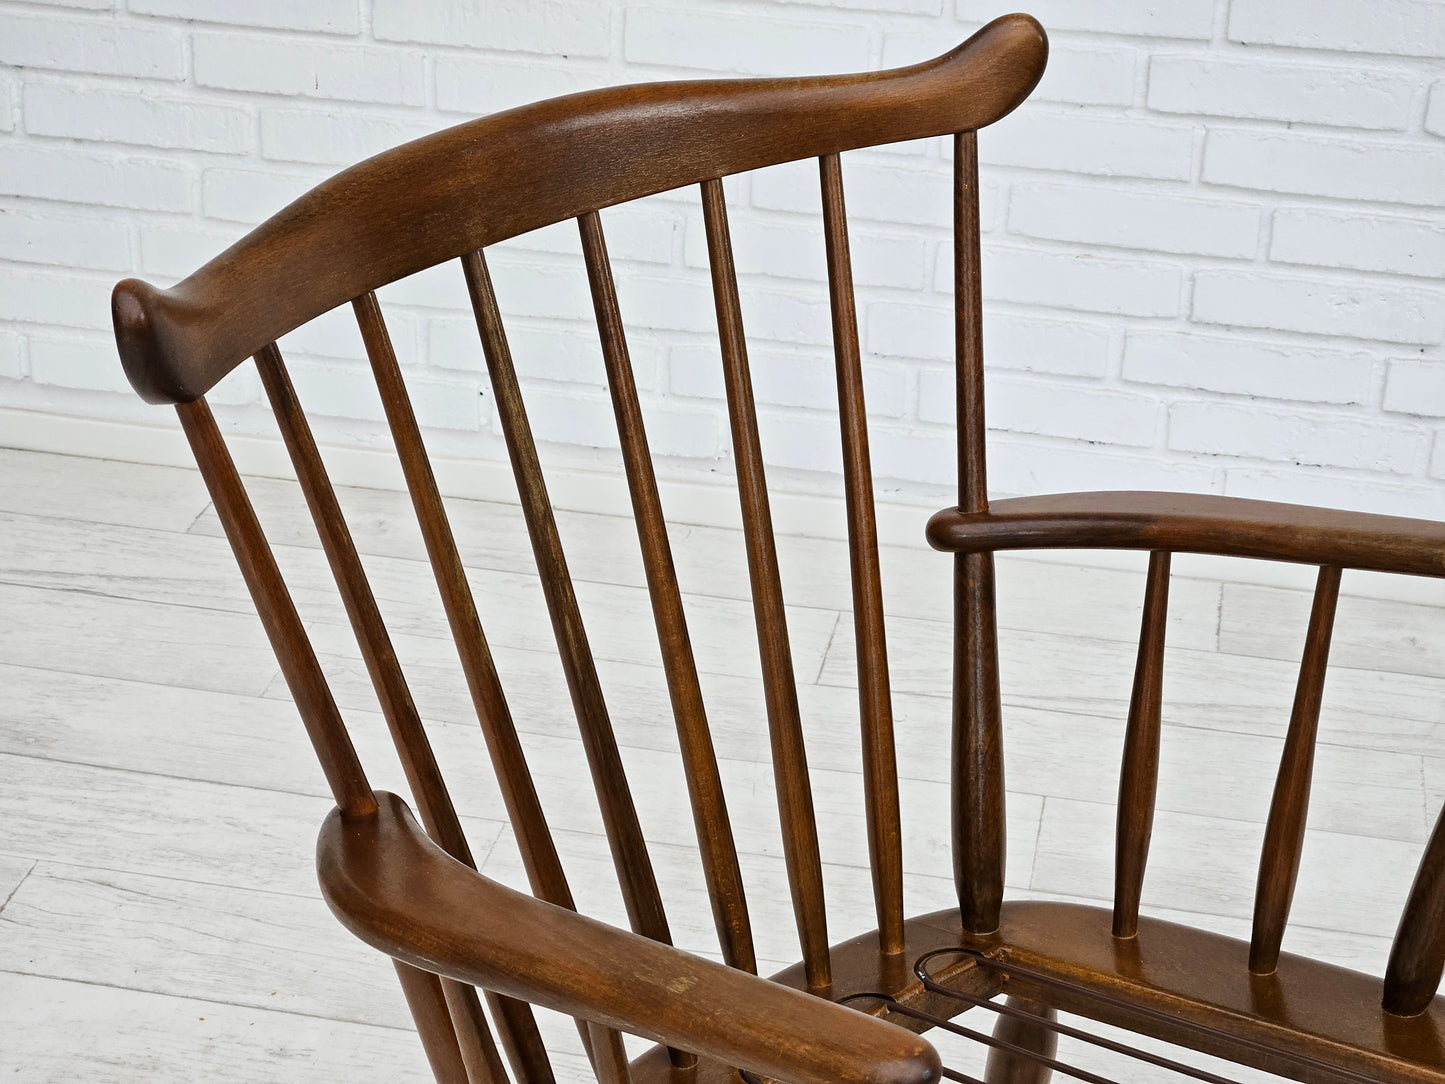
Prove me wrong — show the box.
[111,13,1445,1083]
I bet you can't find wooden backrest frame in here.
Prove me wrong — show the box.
[112,14,1046,405]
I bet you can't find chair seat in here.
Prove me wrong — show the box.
[632,902,1445,1084]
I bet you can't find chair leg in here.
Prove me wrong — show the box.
[984,996,1057,1084]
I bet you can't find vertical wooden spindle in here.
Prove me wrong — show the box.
[1250,565,1341,973]
[355,290,572,913]
[578,210,756,973]
[1113,550,1171,939]
[701,176,831,989]
[256,343,472,862]
[393,963,471,1084]
[461,247,672,949]
[175,398,375,817]
[951,129,1005,935]
[1386,807,1445,1015]
[819,153,905,956]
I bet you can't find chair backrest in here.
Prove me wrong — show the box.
[112,14,1047,1083]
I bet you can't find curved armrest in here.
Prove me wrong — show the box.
[927,490,1445,577]
[318,791,940,1084]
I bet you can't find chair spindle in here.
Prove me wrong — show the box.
[700,176,831,989]
[256,343,473,862]
[952,130,1005,935]
[354,291,573,911]
[1113,550,1171,939]
[394,963,472,1084]
[819,153,905,956]
[1250,565,1341,974]
[442,978,513,1084]
[1386,807,1445,1015]
[460,247,672,949]
[174,397,375,817]
[577,210,756,973]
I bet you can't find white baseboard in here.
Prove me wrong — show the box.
[6,406,1445,607]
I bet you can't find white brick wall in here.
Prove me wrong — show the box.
[2,0,1444,520]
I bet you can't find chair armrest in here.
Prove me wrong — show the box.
[317,791,940,1084]
[926,490,1445,577]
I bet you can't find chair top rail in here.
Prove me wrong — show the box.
[111,13,1045,406]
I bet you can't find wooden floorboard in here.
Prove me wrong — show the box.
[2,448,1439,1081]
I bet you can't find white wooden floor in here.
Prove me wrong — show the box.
[2,446,1443,1082]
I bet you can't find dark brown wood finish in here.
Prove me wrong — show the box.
[820,151,905,957]
[462,246,672,950]
[577,209,756,974]
[112,13,1445,1084]
[1113,550,1170,940]
[951,127,1005,937]
[354,291,572,911]
[111,16,1047,406]
[1387,811,1445,1017]
[701,175,832,990]
[1250,565,1342,975]
[984,998,1059,1084]
[174,397,374,817]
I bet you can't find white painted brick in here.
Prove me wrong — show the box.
[625,8,871,76]
[869,424,954,486]
[287,358,483,432]
[0,267,117,331]
[737,285,832,347]
[1,146,189,212]
[1124,331,1372,405]
[193,34,425,106]
[1229,0,1445,59]
[0,79,13,134]
[754,410,844,474]
[0,11,183,79]
[374,0,610,56]
[430,319,657,389]
[375,261,473,313]
[990,439,1219,496]
[260,109,436,167]
[27,0,115,9]
[978,247,1183,319]
[614,274,717,336]
[1428,85,1445,137]
[964,0,1214,39]
[669,343,908,417]
[983,315,1113,379]
[130,0,360,34]
[138,223,246,280]
[1204,130,1445,208]
[0,330,23,380]
[751,157,997,231]
[1271,210,1445,279]
[1009,182,1259,259]
[882,35,1137,107]
[1169,401,1426,474]
[521,386,719,459]
[485,257,596,326]
[1384,360,1445,417]
[1149,56,1415,131]
[1192,270,1445,346]
[865,302,1111,379]
[1430,436,1445,482]
[682,214,925,290]
[0,205,130,271]
[777,0,938,14]
[28,332,132,393]
[202,167,325,225]
[278,305,419,365]
[919,370,1161,447]
[500,204,677,266]
[979,111,1194,181]
[435,56,608,116]
[24,84,252,154]
[1225,468,1445,520]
